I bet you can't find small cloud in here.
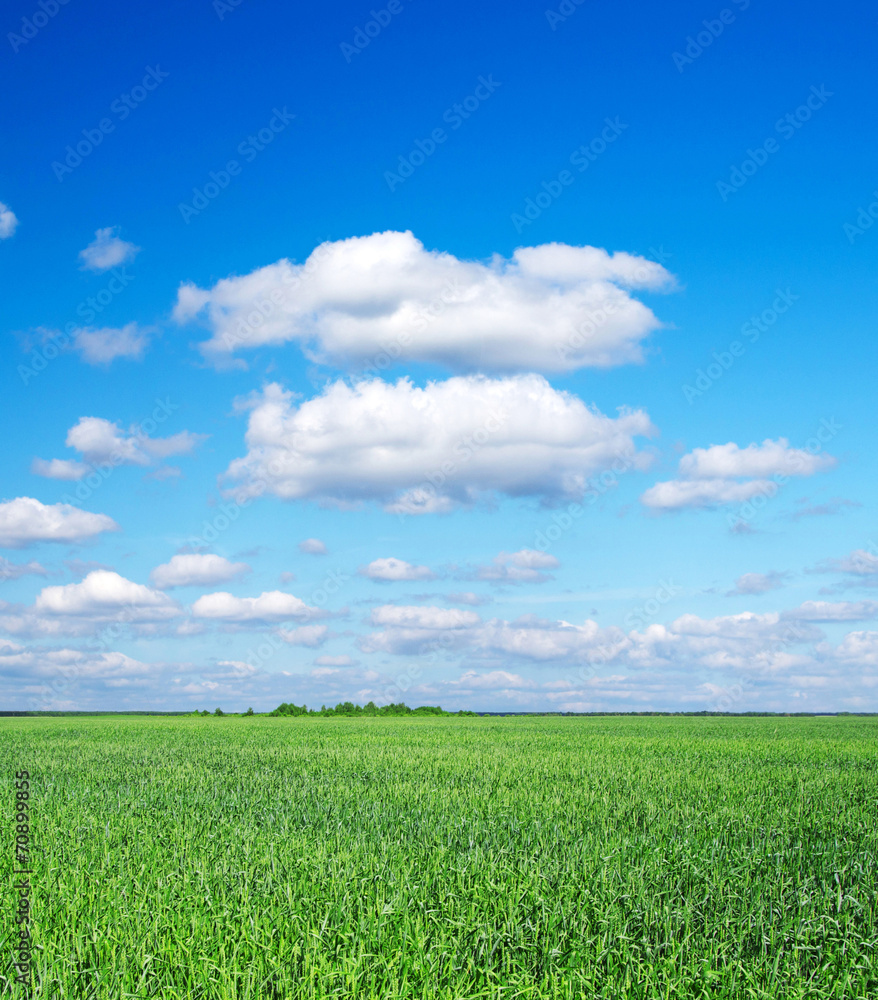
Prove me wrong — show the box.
[298,538,327,555]
[0,202,18,239]
[65,416,206,466]
[729,520,759,535]
[31,457,90,481]
[279,571,297,584]
[815,548,878,577]
[313,655,355,667]
[790,497,861,520]
[146,466,183,481]
[278,624,329,648]
[360,557,435,582]
[78,226,140,272]
[726,571,788,596]
[476,549,559,584]
[71,323,152,365]
[446,591,492,606]
[0,557,47,582]
[782,600,878,622]
[642,439,837,511]
[191,590,322,623]
[150,554,250,590]
[34,570,179,621]
[0,497,118,549]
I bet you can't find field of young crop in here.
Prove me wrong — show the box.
[1,715,876,999]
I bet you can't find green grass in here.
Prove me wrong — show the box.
[1,715,876,999]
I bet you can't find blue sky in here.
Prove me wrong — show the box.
[1,0,877,712]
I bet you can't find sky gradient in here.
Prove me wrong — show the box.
[1,0,877,712]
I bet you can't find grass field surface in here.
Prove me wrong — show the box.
[2,715,876,998]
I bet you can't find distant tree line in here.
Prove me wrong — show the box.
[6,708,873,718]
[269,701,476,717]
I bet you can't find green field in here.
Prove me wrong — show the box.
[2,715,877,999]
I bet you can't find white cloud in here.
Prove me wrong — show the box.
[298,538,327,555]
[667,611,813,641]
[31,458,91,481]
[823,549,878,577]
[277,624,329,647]
[833,631,878,665]
[0,202,18,239]
[146,466,183,482]
[476,548,560,584]
[790,497,860,520]
[446,591,491,606]
[64,417,205,466]
[641,479,773,509]
[34,570,179,621]
[782,601,878,622]
[191,590,320,622]
[360,557,435,582]
[678,440,835,479]
[0,558,47,582]
[314,655,354,667]
[370,605,481,629]
[174,230,675,373]
[71,323,151,365]
[452,669,536,691]
[727,571,788,596]
[0,497,118,549]
[360,604,481,655]
[224,376,655,512]
[0,644,151,681]
[358,604,824,676]
[478,615,626,662]
[150,554,250,589]
[642,438,836,511]
[78,227,140,271]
